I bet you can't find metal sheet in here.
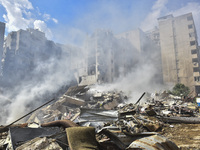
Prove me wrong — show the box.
[9,127,61,149]
[79,108,118,122]
[127,134,179,150]
[77,108,118,128]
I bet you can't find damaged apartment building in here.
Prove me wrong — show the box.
[0,12,199,96]
[75,12,200,96]
[74,29,162,86]
[0,28,63,88]
[74,30,140,85]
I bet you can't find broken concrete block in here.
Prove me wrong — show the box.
[62,95,86,106]
[103,99,119,110]
[143,123,161,132]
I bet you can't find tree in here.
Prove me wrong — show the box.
[170,83,190,97]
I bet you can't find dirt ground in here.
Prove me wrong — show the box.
[160,124,200,149]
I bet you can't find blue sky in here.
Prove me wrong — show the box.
[0,0,200,45]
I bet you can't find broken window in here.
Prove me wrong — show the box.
[188,24,193,29]
[190,41,196,46]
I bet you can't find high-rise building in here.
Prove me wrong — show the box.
[0,22,5,68]
[76,29,139,86]
[158,13,200,95]
[145,26,160,47]
[1,28,62,87]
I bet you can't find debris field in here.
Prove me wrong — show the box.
[0,85,200,150]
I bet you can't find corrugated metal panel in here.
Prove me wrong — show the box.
[79,108,118,122]
[127,134,179,150]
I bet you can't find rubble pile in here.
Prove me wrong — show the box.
[0,86,200,149]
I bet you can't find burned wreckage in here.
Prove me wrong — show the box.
[0,85,200,150]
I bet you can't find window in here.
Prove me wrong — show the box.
[193,67,199,72]
[192,58,198,63]
[188,24,193,29]
[191,49,197,54]
[187,16,193,21]
[190,41,196,46]
[194,77,200,82]
[189,32,195,37]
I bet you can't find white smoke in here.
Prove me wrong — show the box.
[0,0,56,39]
[140,0,168,31]
[90,62,164,104]
[34,20,53,39]
[2,53,75,124]
[0,0,33,31]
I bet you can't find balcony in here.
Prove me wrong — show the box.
[192,53,198,59]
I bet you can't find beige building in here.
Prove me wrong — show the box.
[116,28,148,52]
[158,13,200,94]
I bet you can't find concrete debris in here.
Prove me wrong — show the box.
[6,127,61,149]
[16,137,62,150]
[1,87,200,149]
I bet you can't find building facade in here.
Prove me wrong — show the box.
[1,28,62,87]
[76,29,139,86]
[158,13,200,95]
